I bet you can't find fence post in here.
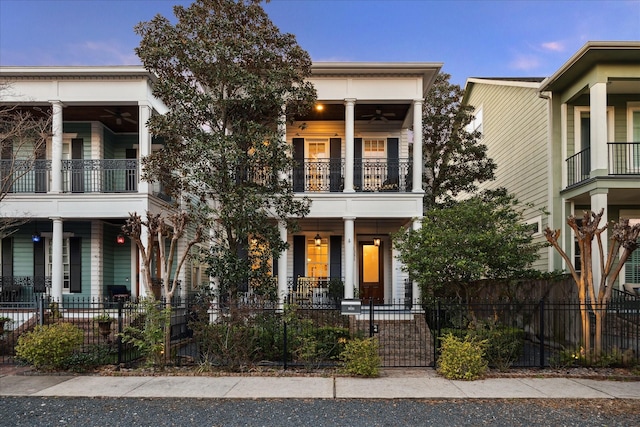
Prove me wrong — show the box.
[369,298,374,338]
[38,295,45,326]
[435,299,441,364]
[539,298,545,369]
[283,321,288,370]
[117,299,124,366]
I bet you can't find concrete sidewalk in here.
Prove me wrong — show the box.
[2,369,640,399]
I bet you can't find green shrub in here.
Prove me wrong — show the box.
[470,326,524,371]
[15,323,84,370]
[120,298,170,367]
[340,337,380,377]
[437,333,488,380]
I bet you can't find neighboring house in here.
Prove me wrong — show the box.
[0,66,195,303]
[464,41,640,289]
[462,77,550,271]
[0,62,442,305]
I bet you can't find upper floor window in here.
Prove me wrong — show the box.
[363,138,385,159]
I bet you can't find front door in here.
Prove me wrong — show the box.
[359,242,383,303]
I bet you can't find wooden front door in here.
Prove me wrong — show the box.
[359,241,383,303]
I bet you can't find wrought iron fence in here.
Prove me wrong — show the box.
[1,293,638,369]
[62,159,138,193]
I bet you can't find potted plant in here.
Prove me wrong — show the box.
[95,312,113,338]
[0,316,12,334]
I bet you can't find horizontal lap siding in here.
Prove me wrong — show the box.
[467,82,549,270]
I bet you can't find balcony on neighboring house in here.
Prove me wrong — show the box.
[0,159,139,193]
[566,142,640,187]
[291,158,412,193]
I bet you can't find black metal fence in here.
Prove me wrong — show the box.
[1,292,639,369]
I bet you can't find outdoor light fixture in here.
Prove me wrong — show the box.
[314,233,322,247]
[116,234,125,245]
[373,220,380,246]
[31,231,41,243]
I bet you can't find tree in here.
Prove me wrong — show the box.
[422,73,496,209]
[134,0,316,301]
[394,189,542,298]
[0,83,51,236]
[544,210,640,359]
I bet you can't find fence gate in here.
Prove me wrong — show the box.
[349,300,435,368]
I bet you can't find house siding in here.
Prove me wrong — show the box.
[465,81,550,271]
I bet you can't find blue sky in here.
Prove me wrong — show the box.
[1,0,639,85]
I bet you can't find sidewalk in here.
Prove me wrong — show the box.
[2,369,640,399]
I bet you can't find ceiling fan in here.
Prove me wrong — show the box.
[362,107,396,123]
[100,108,137,126]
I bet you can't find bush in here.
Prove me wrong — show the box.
[120,298,170,367]
[15,323,84,370]
[340,337,380,377]
[470,326,524,371]
[437,333,487,380]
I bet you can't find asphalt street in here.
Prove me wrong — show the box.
[2,397,639,427]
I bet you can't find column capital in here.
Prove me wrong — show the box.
[344,98,356,105]
[48,100,65,107]
[413,98,424,105]
[342,216,356,221]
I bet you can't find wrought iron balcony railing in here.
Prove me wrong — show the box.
[62,159,138,193]
[291,158,412,193]
[566,143,640,187]
[0,159,51,193]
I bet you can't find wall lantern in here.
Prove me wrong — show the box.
[116,234,126,245]
[373,237,381,247]
[314,233,322,247]
[31,231,41,243]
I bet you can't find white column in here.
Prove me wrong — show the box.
[50,217,63,303]
[590,190,608,292]
[412,99,424,193]
[90,220,103,299]
[277,220,288,306]
[343,216,355,299]
[412,217,422,303]
[590,82,608,175]
[138,102,152,195]
[137,226,150,298]
[50,101,64,194]
[344,99,356,193]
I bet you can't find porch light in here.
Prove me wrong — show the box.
[314,233,322,246]
[373,237,381,247]
[31,232,41,243]
[315,104,324,112]
[116,234,126,245]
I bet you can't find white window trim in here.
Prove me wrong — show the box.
[573,106,614,155]
[619,210,640,286]
[525,216,543,237]
[627,102,640,142]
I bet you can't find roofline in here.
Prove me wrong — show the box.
[0,65,155,81]
[462,77,543,104]
[539,41,640,92]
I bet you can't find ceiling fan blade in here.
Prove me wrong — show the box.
[121,112,132,117]
[116,118,122,125]
[123,117,137,124]
[103,108,117,115]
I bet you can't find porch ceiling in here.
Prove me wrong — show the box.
[296,103,411,122]
[62,105,139,133]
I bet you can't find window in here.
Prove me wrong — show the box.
[363,138,385,159]
[627,103,640,172]
[466,107,483,134]
[306,238,328,279]
[525,216,542,237]
[47,238,70,291]
[306,139,328,191]
[625,218,640,284]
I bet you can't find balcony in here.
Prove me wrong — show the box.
[292,159,412,193]
[1,159,51,193]
[566,143,640,187]
[62,159,138,193]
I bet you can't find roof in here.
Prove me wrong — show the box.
[539,41,640,92]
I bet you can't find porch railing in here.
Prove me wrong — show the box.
[291,159,411,193]
[566,147,590,186]
[566,143,640,186]
[608,142,640,175]
[62,159,138,193]
[0,276,51,302]
[0,159,51,193]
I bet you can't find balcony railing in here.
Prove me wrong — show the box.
[566,143,640,187]
[62,159,138,193]
[0,275,51,302]
[0,159,51,193]
[291,159,411,193]
[608,142,640,175]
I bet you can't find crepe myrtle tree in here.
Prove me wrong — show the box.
[394,189,543,299]
[545,210,640,359]
[422,73,496,209]
[135,0,315,301]
[0,83,52,237]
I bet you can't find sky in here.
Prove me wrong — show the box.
[1,0,639,86]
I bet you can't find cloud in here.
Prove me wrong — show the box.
[509,55,541,71]
[541,41,565,52]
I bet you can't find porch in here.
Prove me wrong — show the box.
[566,142,640,187]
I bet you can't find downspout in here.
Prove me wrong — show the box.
[538,90,556,273]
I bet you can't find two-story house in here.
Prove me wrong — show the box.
[0,66,181,304]
[464,41,640,289]
[1,62,442,306]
